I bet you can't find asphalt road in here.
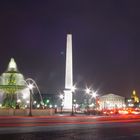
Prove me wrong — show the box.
[0,115,140,140]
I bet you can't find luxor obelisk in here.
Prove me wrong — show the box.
[63,34,73,110]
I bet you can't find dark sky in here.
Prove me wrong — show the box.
[0,0,140,97]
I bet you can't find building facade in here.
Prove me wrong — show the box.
[99,94,125,110]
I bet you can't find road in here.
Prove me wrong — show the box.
[0,114,140,140]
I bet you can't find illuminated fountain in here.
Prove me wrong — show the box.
[0,58,26,108]
[0,58,43,108]
[26,78,43,104]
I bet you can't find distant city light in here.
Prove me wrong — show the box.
[28,83,34,90]
[33,101,37,104]
[46,99,50,104]
[73,99,76,103]
[17,99,21,103]
[37,104,40,108]
[92,91,98,98]
[89,103,95,107]
[26,100,29,104]
[59,94,64,99]
[75,104,79,108]
[71,85,76,92]
[85,88,91,94]
[128,103,134,107]
[123,104,126,108]
[128,99,132,102]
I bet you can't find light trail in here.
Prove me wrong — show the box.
[0,115,140,127]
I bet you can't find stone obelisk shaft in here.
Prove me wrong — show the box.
[65,34,73,88]
[63,34,73,110]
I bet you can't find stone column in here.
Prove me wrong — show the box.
[63,34,73,110]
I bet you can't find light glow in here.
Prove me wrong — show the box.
[17,99,21,103]
[33,101,37,104]
[22,92,29,99]
[37,104,40,108]
[118,110,129,115]
[131,110,140,115]
[26,100,29,104]
[60,94,64,99]
[92,91,98,98]
[128,103,134,107]
[71,85,76,92]
[85,88,91,94]
[28,83,34,90]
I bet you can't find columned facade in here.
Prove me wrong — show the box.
[99,94,125,110]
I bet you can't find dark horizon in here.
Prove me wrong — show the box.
[0,1,140,98]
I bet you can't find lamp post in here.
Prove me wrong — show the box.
[73,99,76,113]
[85,88,91,94]
[59,94,64,113]
[71,85,76,116]
[71,92,74,116]
[28,84,34,116]
[91,91,98,110]
[85,87,98,113]
[85,87,91,106]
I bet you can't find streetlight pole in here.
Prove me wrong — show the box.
[71,91,74,116]
[71,85,76,116]
[28,84,34,117]
[85,87,91,111]
[59,94,64,114]
[28,89,32,116]
[92,91,98,109]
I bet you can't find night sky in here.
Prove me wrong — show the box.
[0,1,140,97]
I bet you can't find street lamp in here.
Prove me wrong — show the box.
[71,85,76,116]
[85,87,91,94]
[59,94,64,113]
[92,91,97,98]
[85,87,98,111]
[60,94,64,100]
[85,87,92,109]
[28,83,34,116]
[91,91,98,110]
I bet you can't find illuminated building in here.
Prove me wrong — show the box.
[125,98,134,107]
[99,94,125,110]
[125,90,140,108]
[131,90,139,103]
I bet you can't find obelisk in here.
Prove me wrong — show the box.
[63,34,73,110]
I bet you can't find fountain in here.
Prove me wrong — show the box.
[0,58,43,108]
[25,78,44,105]
[0,58,26,108]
